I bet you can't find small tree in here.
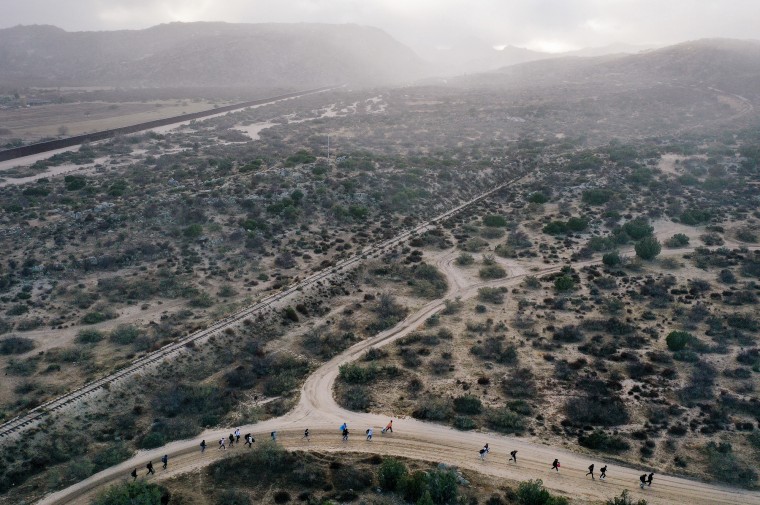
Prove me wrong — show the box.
[602,251,621,266]
[554,275,574,292]
[378,457,407,492]
[635,236,661,260]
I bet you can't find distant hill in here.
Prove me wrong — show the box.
[458,38,760,99]
[0,22,428,89]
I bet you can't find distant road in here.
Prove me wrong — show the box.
[0,85,338,162]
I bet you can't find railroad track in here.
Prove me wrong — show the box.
[0,174,520,439]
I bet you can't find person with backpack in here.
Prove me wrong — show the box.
[509,450,518,463]
[479,443,490,461]
[600,465,607,480]
[200,439,206,453]
[647,472,654,487]
[219,438,226,450]
[271,431,277,442]
[640,474,647,488]
[366,427,373,441]
[551,459,560,472]
[235,428,241,444]
[303,429,310,441]
[586,464,595,479]
[130,468,138,481]
[228,433,235,447]
[245,433,254,447]
[161,454,168,470]
[146,461,155,475]
[342,427,349,442]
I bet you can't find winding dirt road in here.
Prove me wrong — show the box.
[38,238,760,505]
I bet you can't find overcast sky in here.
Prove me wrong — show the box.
[3,0,760,53]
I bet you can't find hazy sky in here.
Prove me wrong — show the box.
[3,0,760,53]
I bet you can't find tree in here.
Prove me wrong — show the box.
[602,251,621,266]
[623,218,653,240]
[378,458,407,492]
[91,481,167,505]
[516,479,569,505]
[635,236,661,260]
[554,275,574,292]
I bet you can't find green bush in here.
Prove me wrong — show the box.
[680,208,711,225]
[426,468,459,504]
[515,479,569,505]
[140,432,166,449]
[543,221,567,235]
[606,490,648,505]
[478,287,505,304]
[77,329,104,344]
[378,458,408,492]
[0,336,34,355]
[635,236,661,260]
[483,215,508,227]
[453,395,482,415]
[566,217,588,232]
[582,189,613,205]
[455,252,475,266]
[665,233,690,248]
[704,441,757,486]
[479,265,507,279]
[578,430,631,453]
[528,192,549,204]
[92,481,168,505]
[485,407,525,434]
[602,251,621,266]
[110,324,140,345]
[554,275,574,292]
[453,416,477,430]
[623,218,653,240]
[81,311,114,325]
[338,363,378,384]
[666,331,695,351]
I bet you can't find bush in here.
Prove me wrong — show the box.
[426,468,459,504]
[704,441,757,486]
[81,311,113,325]
[378,458,408,492]
[453,416,477,430]
[623,218,653,240]
[606,490,648,505]
[110,324,140,345]
[486,407,525,434]
[338,363,378,384]
[566,217,588,232]
[582,189,613,205]
[578,430,631,453]
[453,395,483,415]
[515,479,569,505]
[478,287,505,304]
[77,329,104,344]
[666,233,690,248]
[483,215,508,227]
[456,252,475,266]
[527,192,549,204]
[0,335,34,355]
[665,331,695,352]
[565,396,629,426]
[479,265,507,279]
[543,221,567,235]
[602,251,621,266]
[92,481,168,505]
[680,208,711,225]
[412,397,452,421]
[215,489,252,505]
[635,236,661,260]
[554,275,574,292]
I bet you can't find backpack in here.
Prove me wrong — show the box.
[479,449,485,455]
[366,429,370,434]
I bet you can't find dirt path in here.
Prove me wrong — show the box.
[38,237,760,505]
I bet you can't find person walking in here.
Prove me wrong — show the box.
[228,433,235,447]
[509,450,518,463]
[383,420,393,434]
[342,427,349,442]
[271,431,277,442]
[130,468,138,481]
[235,428,241,444]
[600,465,607,480]
[551,459,560,472]
[366,428,373,441]
[146,461,155,475]
[219,438,226,450]
[245,433,254,447]
[586,464,595,480]
[647,472,654,487]
[479,443,490,461]
[303,429,310,441]
[340,422,347,433]
[640,474,647,488]
[161,454,168,470]
[200,439,206,453]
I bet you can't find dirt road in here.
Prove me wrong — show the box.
[38,238,760,505]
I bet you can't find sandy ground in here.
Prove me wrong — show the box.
[38,233,760,505]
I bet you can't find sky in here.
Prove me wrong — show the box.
[2,0,760,54]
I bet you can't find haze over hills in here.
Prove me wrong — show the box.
[460,38,760,99]
[0,22,428,89]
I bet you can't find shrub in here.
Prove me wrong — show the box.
[378,458,408,492]
[0,335,34,355]
[704,441,757,487]
[183,224,203,238]
[578,430,631,453]
[666,233,690,248]
[554,275,574,292]
[665,331,695,351]
[412,397,452,421]
[479,265,507,279]
[623,218,653,240]
[606,490,648,505]
[515,479,569,505]
[453,416,477,430]
[478,287,505,304]
[485,407,525,434]
[110,324,140,345]
[92,481,167,505]
[565,396,628,426]
[426,468,459,504]
[453,395,483,415]
[602,251,621,266]
[81,311,113,325]
[338,363,378,384]
[635,236,661,260]
[77,329,104,344]
[543,221,567,235]
[456,252,475,266]
[566,217,588,232]
[680,208,711,225]
[215,489,252,505]
[483,215,508,227]
[582,189,613,205]
[527,192,548,204]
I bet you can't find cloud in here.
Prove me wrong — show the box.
[2,0,759,54]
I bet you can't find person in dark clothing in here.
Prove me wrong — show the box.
[551,459,560,472]
[303,429,310,441]
[342,428,349,441]
[271,431,277,442]
[640,474,647,488]
[509,450,518,463]
[228,433,235,447]
[200,439,206,453]
[161,454,168,470]
[647,472,654,487]
[131,468,138,481]
[146,462,155,475]
[586,464,595,479]
[600,465,607,479]
[245,433,254,447]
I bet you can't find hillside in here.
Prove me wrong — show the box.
[0,22,428,88]
[458,38,760,99]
